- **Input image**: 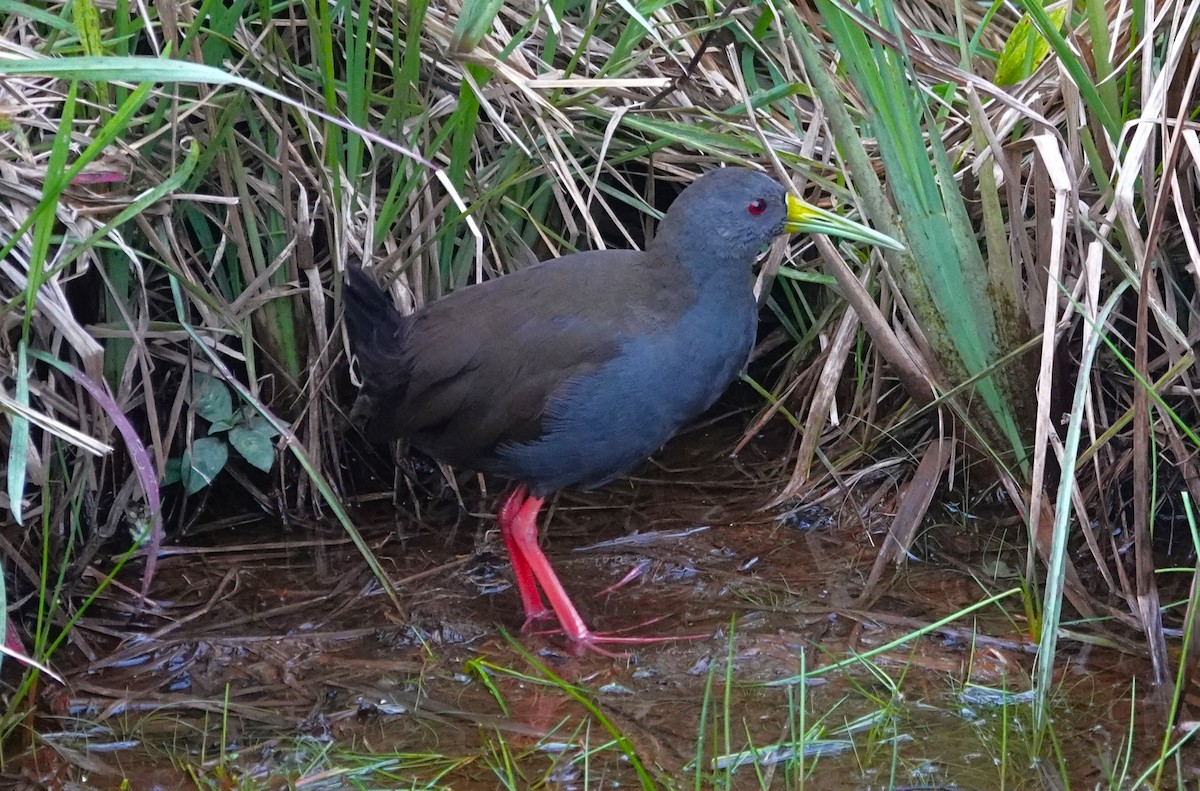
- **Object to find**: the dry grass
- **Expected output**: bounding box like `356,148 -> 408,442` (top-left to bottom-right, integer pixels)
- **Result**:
0,0 -> 1197,746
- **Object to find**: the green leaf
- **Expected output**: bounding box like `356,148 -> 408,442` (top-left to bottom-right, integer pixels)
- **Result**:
229,426 -> 276,473
162,457 -> 182,486
74,0 -> 105,57
246,412 -> 283,439
7,341 -> 29,525
1016,0 -> 1119,139
0,0 -> 75,33
190,373 -> 233,424
0,55 -> 243,85
213,406 -> 285,437
995,6 -> 1067,86
449,0 -> 504,52
180,437 -> 228,494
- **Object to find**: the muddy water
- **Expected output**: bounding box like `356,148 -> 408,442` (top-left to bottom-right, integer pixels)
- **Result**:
15,426 -> 1199,789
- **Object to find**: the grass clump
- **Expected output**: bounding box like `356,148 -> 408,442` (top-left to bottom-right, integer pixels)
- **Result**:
0,0 -> 1198,785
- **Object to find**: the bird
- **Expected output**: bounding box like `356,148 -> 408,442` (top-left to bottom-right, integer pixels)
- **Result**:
344,167 -> 902,653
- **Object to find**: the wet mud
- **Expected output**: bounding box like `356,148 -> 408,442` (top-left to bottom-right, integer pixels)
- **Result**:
9,424 -> 1197,789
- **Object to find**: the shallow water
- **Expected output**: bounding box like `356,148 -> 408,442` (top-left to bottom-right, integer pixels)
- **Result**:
9,425 -> 1198,789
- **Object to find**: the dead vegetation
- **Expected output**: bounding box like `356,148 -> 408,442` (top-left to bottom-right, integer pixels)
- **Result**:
0,0 -> 1198,778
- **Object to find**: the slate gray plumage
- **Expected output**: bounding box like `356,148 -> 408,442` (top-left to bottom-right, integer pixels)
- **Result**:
344,167 -> 900,652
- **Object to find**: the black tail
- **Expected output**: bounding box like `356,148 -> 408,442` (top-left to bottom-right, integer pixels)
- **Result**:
344,266 -> 407,428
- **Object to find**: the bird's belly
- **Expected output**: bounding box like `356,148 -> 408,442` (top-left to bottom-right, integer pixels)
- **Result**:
494,302 -> 757,495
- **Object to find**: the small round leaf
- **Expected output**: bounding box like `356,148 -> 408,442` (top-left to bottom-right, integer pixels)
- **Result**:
180,437 -> 228,494
229,426 -> 275,473
247,413 -> 284,439
162,457 -> 182,486
190,373 -> 234,424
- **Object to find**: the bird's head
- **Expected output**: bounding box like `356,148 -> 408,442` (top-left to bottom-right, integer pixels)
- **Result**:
657,167 -> 903,265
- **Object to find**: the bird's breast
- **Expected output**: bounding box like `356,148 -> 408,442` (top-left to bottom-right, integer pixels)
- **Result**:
492,288 -> 758,493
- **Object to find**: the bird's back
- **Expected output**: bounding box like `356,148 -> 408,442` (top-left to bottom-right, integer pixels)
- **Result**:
346,253 -> 703,479
347,222 -> 760,494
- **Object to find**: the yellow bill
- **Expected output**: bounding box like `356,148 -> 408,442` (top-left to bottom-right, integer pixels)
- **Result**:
786,194 -> 904,251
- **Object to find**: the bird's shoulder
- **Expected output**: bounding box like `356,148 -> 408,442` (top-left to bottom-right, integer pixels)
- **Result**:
409,248 -> 690,357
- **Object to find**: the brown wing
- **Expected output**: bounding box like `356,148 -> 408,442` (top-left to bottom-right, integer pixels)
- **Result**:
348,250 -> 689,471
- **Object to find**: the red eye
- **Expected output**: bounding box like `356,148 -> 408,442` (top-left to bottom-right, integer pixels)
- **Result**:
748,198 -> 767,216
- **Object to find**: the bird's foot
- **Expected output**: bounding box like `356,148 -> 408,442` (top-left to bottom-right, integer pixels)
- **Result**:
568,630 -> 708,659
529,617 -> 708,658
519,608 -> 555,633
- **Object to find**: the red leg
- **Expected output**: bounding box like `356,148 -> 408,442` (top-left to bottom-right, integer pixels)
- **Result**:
508,494 -> 594,642
498,486 -> 550,626
507,495 -> 699,655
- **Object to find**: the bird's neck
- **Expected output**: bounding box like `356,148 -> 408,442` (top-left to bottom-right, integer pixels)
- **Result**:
648,233 -> 757,298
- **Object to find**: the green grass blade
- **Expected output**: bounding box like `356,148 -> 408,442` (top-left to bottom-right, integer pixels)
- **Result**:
6,342 -> 29,526
1034,281 -> 1128,735
0,55 -> 436,167
813,0 -> 1031,471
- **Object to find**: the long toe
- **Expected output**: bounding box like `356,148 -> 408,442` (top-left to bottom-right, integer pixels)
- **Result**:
519,609 -> 555,633
526,618 -> 710,658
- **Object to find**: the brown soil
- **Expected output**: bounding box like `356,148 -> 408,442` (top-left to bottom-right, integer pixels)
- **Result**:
7,423 -> 1193,789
